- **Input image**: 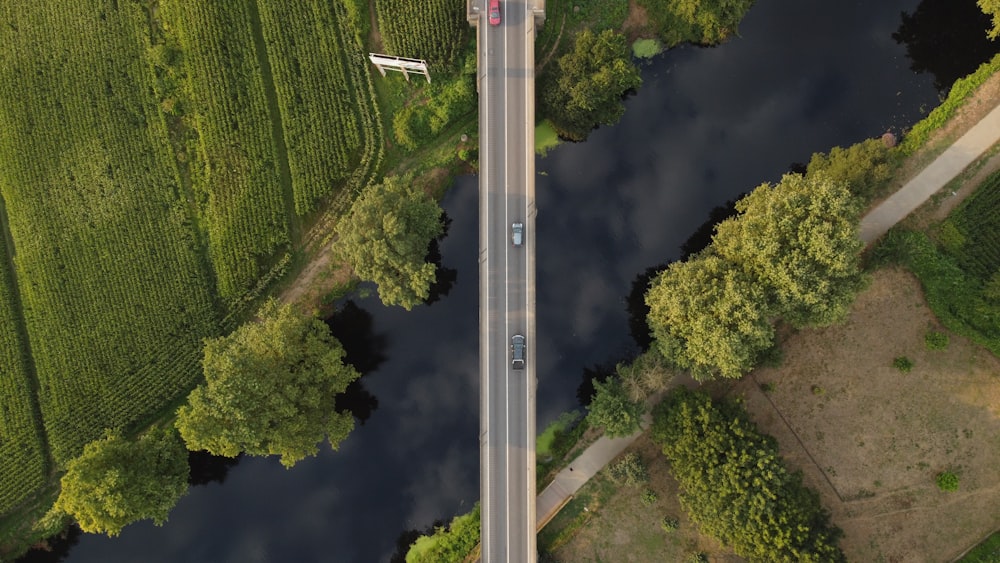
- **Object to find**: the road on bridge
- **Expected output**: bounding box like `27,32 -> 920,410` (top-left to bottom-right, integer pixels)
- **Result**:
473,0 -> 543,561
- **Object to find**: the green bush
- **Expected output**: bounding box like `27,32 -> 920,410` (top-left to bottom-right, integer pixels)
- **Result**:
661,516 -> 680,533
406,504 -> 481,563
607,453 -> 648,487
936,471 -> 959,492
893,356 -> 914,373
925,330 -> 950,350
652,388 -> 846,562
640,489 -> 658,507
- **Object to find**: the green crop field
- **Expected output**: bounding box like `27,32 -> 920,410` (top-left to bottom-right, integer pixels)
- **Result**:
0,0 -> 390,539
0,1 -> 220,465
0,209 -> 47,515
159,0 -> 291,304
375,0 -> 470,71
258,0 -> 362,215
949,170 -> 1000,280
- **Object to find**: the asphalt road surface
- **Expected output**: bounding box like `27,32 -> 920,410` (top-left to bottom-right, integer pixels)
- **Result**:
475,0 -> 540,561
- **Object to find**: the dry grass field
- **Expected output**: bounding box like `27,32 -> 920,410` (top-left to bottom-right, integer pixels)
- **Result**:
733,267 -> 1000,562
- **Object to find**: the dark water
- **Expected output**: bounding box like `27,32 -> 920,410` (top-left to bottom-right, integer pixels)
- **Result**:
31,0 -> 998,561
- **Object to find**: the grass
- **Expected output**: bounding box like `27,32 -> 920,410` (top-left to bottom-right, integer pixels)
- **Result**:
537,417 -> 594,490
961,532 -> 1000,563
538,475 -> 617,554
900,52 -> 1000,156
535,120 -> 562,156
632,38 -> 663,59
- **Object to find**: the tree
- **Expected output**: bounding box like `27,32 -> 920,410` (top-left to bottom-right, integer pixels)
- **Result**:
646,253 -> 774,380
176,300 -> 359,468
541,29 -> 642,141
712,173 -> 866,328
982,0 -> 1000,39
617,349 -> 673,402
335,175 -> 444,310
53,430 -> 189,536
652,389 -> 845,562
586,377 -> 645,437
638,0 -> 755,46
805,138 -> 893,200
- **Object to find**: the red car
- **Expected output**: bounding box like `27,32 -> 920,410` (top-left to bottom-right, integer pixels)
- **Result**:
489,0 -> 501,26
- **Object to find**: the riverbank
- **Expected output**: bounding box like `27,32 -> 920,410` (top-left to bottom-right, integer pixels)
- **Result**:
543,56 -> 1000,563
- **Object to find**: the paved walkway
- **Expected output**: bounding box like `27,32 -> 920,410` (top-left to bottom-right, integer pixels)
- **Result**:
535,102 -> 1000,532
535,413 -> 652,529
859,103 -> 1000,244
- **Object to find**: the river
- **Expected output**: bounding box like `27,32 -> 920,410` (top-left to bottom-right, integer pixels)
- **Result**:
27,0 -> 997,561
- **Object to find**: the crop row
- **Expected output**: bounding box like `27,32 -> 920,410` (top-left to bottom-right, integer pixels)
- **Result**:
159,0 -> 290,303
953,171 -> 1000,280
332,0 -> 386,196
257,0 -> 364,215
375,0 -> 469,71
293,0 -> 388,252
0,221 -> 47,515
0,1 -> 220,464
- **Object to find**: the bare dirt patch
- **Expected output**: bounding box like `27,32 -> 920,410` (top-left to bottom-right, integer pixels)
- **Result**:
733,267 -> 1000,562
621,0 -> 654,43
277,244 -> 353,316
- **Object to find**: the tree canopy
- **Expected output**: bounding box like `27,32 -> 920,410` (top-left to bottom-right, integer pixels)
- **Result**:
982,0 -> 1000,39
585,377 -> 646,437
53,430 -> 189,537
805,138 -> 893,200
637,0 -> 756,46
712,173 -> 866,328
646,173 -> 866,380
176,300 -> 359,468
335,174 -> 443,310
541,29 -> 642,141
646,253 -> 774,380
652,388 -> 845,562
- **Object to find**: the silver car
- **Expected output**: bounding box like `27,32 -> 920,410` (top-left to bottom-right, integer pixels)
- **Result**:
511,222 -> 524,246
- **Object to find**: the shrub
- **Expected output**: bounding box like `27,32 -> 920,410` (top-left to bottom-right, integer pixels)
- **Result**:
925,330 -> 950,350
640,489 -> 658,506
893,356 -> 914,373
607,453 -> 648,487
661,516 -> 680,533
652,388 -> 846,561
936,471 -> 959,492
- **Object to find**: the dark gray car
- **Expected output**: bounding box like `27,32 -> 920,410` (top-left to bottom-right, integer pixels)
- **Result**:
511,334 -> 525,369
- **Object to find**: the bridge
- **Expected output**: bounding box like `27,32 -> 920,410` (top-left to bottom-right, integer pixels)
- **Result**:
468,0 -> 545,561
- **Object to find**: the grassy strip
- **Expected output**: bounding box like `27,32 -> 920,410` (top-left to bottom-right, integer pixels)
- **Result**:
900,52 -> 1000,155
961,531 -> 1000,563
